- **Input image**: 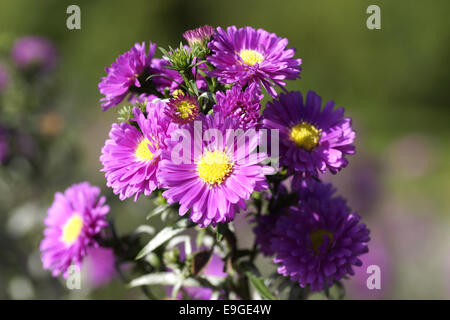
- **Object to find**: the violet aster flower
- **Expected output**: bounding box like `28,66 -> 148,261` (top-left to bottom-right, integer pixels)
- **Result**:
252,185 -> 290,257
40,182 -> 110,278
100,101 -> 176,201
83,247 -> 116,288
11,36 -> 57,71
98,41 -> 181,111
214,84 -> 263,130
165,93 -> 200,124
263,91 -> 355,181
183,25 -> 215,46
253,214 -> 279,257
207,26 -> 301,97
271,181 -> 370,292
0,63 -> 9,93
159,112 -> 272,227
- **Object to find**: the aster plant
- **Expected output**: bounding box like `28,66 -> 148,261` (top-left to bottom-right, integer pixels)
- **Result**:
41,25 -> 370,300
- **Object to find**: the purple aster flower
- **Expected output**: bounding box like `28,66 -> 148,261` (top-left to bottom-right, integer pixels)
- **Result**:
165,94 -> 200,124
11,36 -> 57,71
253,214 -> 279,257
183,25 -> 215,46
252,184 -> 290,257
214,84 -> 263,130
207,26 -> 301,97
0,63 -> 10,93
40,182 -> 109,278
271,181 -> 370,292
263,91 -> 356,181
346,226 -> 392,299
100,101 -> 176,201
98,42 -> 181,111
159,112 -> 272,227
83,247 -> 116,288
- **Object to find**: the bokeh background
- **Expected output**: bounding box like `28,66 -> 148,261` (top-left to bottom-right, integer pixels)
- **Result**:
0,0 -> 449,299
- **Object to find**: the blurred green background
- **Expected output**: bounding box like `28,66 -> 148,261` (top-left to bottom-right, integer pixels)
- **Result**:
0,0 -> 449,299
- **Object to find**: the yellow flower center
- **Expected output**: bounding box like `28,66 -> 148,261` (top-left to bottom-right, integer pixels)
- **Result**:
172,89 -> 184,98
135,138 -> 156,161
290,122 -> 321,151
239,49 -> 264,66
197,150 -> 234,186
62,214 -> 83,245
175,100 -> 197,119
309,229 -> 333,255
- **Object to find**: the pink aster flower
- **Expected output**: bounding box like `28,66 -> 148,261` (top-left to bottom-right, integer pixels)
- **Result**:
83,247 -> 117,288
11,36 -> 57,71
207,26 -> 301,97
40,182 -> 109,278
165,94 -> 200,124
159,113 -> 272,227
100,101 -> 176,201
98,41 -> 181,111
183,25 -> 215,46
214,84 -> 263,130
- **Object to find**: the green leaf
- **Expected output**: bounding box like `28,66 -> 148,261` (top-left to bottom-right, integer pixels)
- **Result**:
246,272 -> 277,300
129,272 -> 179,287
146,204 -> 170,220
135,219 -> 190,260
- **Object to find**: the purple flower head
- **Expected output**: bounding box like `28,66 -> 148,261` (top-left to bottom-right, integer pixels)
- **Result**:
346,227 -> 391,299
11,36 -> 57,71
252,184 -> 290,257
98,42 -> 181,111
253,214 -> 279,257
263,91 -> 355,181
83,247 -> 116,288
40,182 -> 110,278
271,181 -> 370,292
214,84 -> 263,130
183,25 -> 215,46
100,101 -> 176,201
207,26 -> 301,97
160,112 -> 273,227
0,63 -> 10,93
166,93 -> 200,124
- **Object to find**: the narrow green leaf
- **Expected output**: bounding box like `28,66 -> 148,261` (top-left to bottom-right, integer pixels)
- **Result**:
246,272 -> 277,300
136,222 -> 187,260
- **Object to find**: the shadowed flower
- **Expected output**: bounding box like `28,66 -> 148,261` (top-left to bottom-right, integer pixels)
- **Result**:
83,247 -> 116,288
40,182 -> 109,278
166,94 -> 200,124
98,42 -> 180,111
207,26 -> 301,97
100,101 -> 176,201
271,181 -> 370,291
263,91 -> 355,182
159,113 -> 272,227
11,36 -> 57,71
214,84 -> 263,130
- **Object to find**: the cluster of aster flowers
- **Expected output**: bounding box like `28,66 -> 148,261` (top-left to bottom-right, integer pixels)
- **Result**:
40,25 -> 370,299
